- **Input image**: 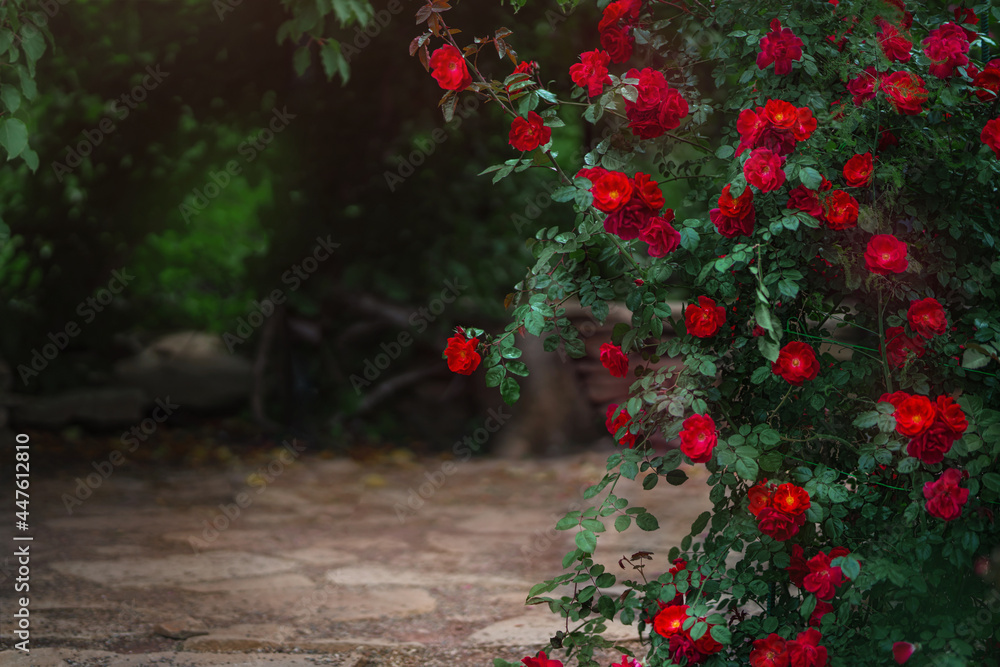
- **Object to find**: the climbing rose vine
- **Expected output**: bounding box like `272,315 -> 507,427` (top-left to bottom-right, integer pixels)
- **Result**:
417,0 -> 1000,665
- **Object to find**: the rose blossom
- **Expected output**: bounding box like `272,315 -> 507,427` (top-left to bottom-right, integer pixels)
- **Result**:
429,45 -> 472,91
744,148 -> 786,192
876,22 -> 912,62
757,19 -> 803,75
653,604 -> 689,637
758,506 -> 807,541
822,190 -> 859,230
894,394 -> 936,437
786,544 -> 810,587
893,641 -> 916,664
772,482 -> 811,515
907,421 -> 957,464
604,198 -> 652,240
772,341 -> 820,385
982,118 -> 1000,159
521,651 -> 563,667
508,111 -> 551,152
591,171 -> 634,213
922,22 -> 970,79
749,633 -> 788,667
803,552 -> 844,600
605,404 -> 637,447
443,333 -> 480,374
885,326 -> 925,368
879,390 -> 910,408
600,25 -> 634,63
935,396 -> 968,435
810,600 -> 834,627
623,67 -> 689,139
787,185 -> 824,220
748,481 -> 773,517
632,172 -> 665,211
881,71 -> 928,115
680,413 -> 718,464
786,628 -> 829,667
864,234 -> 908,274
846,66 -> 883,106
710,184 -> 756,238
972,60 -> 1000,102
907,298 -> 947,338
922,468 -> 969,520
842,152 -> 873,187
685,296 -> 727,338
640,212 -> 682,257
569,50 -> 612,97
600,342 -> 629,378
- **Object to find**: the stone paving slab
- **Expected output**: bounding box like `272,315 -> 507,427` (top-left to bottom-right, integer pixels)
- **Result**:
0,451 -> 711,666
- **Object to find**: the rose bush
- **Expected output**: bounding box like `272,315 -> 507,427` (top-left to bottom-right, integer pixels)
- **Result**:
413,0 -> 1000,665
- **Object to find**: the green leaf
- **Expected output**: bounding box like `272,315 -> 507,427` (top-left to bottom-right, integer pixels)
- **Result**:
800,167 -> 822,190
0,118 -> 28,160
320,41 -> 350,85
500,376 -> 520,405
642,472 -> 658,490
982,472 -> 1000,493
293,44 -> 312,77
735,457 -> 759,482
575,529 -> 598,553
710,624 -> 732,644
484,366 -> 504,387
614,515 -> 631,532
715,145 -> 735,160
636,512 -> 659,531
897,457 -> 919,474
555,516 -> 579,530
691,510 -> 710,534
19,25 -> 46,74
679,227 -> 699,251
1,84 -> 20,114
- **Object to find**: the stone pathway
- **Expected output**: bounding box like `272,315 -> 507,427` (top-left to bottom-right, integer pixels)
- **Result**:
0,450 -> 711,666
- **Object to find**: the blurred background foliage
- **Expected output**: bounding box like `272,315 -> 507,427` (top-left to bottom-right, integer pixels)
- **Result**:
0,0 -> 654,447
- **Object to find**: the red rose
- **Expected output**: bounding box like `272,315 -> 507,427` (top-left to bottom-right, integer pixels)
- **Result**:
786,544 -> 809,587
748,481 -> 773,517
569,50 -> 612,97
787,185 -> 823,220
669,633 -> 703,665
876,23 -> 912,62
772,482 -> 811,515
605,404 -> 637,448
907,421 -> 956,464
972,60 -> 1000,101
604,198 -> 652,240
894,394 -> 936,437
757,19 -> 804,75
922,22 -> 970,79
884,326 -> 925,368
640,212 -> 681,257
429,45 -> 472,91
878,390 -> 910,408
653,604 -> 689,637
736,107 -> 765,156
591,171 -> 634,213
764,99 -> 799,130
443,334 -> 481,374
744,148 -> 786,192
598,0 -> 640,32
695,628 -> 724,655
600,25 -> 634,64
600,342 -> 629,378
793,106 -> 818,142
922,468 -> 969,520
846,67 -> 882,106
576,165 -> 608,184
893,641 -> 917,664
803,552 -> 844,600
623,68 -> 689,139
772,341 -> 820,385
878,126 -> 899,151
680,413 -> 718,464
822,190 -> 859,230
711,184 -> 756,238
935,396 -> 968,435
907,298 -> 947,338
521,651 -> 563,667
982,118 -> 1000,159
881,71 -> 928,115
786,628 -> 829,667
509,111 -> 551,152
809,600 -> 834,627
750,633 -> 789,667
758,506 -> 807,541
865,234 -> 908,274
512,60 -> 536,76
632,172 -> 665,211
842,152 -> 873,187
685,296 -> 727,338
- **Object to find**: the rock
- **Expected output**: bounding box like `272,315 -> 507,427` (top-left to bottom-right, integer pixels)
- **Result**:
182,623 -> 290,652
48,551 -> 300,587
113,331 -> 252,410
153,616 -> 210,639
12,386 -> 146,427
